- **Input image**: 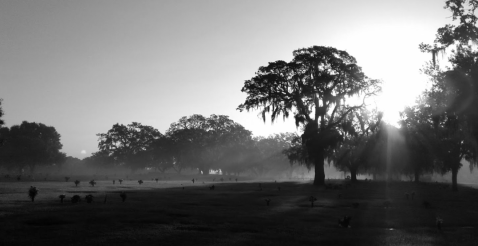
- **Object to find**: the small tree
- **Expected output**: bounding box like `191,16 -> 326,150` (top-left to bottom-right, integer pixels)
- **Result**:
71,195 -> 81,203
59,194 -> 66,203
138,180 -> 143,185
89,180 -> 96,187
120,192 -> 126,202
119,179 -> 123,184
65,177 -> 70,182
85,194 -> 93,203
333,109 -> 383,181
74,180 -> 80,187
399,102 -> 436,182
309,196 -> 317,207
28,186 -> 38,202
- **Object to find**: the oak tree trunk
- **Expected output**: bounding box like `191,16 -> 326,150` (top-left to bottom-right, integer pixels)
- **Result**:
313,151 -> 325,186
414,169 -> 420,183
350,168 -> 357,182
451,167 -> 458,192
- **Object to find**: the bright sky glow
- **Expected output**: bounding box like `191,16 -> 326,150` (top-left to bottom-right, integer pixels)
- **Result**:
0,0 -> 450,158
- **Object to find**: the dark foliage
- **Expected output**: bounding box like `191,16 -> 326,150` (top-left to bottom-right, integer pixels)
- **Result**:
240,46 -> 381,185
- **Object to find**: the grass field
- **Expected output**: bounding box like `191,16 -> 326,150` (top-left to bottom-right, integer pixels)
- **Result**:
1,177 -> 478,246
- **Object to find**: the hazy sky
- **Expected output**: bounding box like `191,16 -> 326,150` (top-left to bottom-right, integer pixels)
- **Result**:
0,0 -> 450,158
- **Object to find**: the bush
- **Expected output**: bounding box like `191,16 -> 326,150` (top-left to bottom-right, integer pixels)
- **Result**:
85,194 -> 94,203
71,195 -> 81,204
28,186 -> 38,202
120,192 -> 126,202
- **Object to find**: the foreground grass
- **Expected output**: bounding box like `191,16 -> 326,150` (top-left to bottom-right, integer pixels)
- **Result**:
1,179 -> 478,246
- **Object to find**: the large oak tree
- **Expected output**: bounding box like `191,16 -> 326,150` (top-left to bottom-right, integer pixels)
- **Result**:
238,46 -> 381,185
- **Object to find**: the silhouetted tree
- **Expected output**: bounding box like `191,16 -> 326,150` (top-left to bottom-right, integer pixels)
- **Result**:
425,71 -> 476,191
85,194 -> 93,203
239,46 -> 381,185
399,100 -> 437,182
28,186 -> 38,202
418,0 -> 478,191
120,192 -> 126,202
97,122 -> 162,171
148,135 -> 175,173
420,0 -> 478,66
166,114 -> 253,175
333,109 -> 383,181
309,196 -> 317,207
0,121 -> 66,173
71,195 -> 81,203
166,114 -> 210,173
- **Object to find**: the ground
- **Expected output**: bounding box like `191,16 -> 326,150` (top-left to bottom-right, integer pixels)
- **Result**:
1,176 -> 478,246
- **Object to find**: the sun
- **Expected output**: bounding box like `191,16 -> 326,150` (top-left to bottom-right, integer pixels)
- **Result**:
372,74 -> 429,127
374,93 -> 404,126
80,150 -> 87,155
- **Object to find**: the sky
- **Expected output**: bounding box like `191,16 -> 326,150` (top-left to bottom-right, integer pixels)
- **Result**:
0,0 -> 451,159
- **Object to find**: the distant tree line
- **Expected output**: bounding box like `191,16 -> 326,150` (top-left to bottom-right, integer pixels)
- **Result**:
84,114 -> 296,176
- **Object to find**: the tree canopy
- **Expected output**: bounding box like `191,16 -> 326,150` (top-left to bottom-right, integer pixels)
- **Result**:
399,100 -> 437,182
166,114 -> 253,174
332,109 -> 383,181
97,122 -> 162,170
0,121 -> 66,172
